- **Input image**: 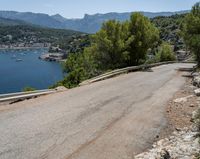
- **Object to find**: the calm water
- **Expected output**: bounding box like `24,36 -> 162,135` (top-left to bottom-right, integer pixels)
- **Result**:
0,48 -> 64,94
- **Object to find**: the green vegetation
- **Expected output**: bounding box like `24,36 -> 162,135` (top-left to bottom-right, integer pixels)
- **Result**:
182,2 -> 200,66
52,12 -> 195,89
182,3 -> 200,158
50,34 -> 90,54
53,13 -> 163,88
22,87 -> 36,92
156,43 -> 176,62
127,13 -> 159,66
0,25 -> 86,48
151,14 -> 186,51
90,20 -> 128,70
0,24 -> 90,55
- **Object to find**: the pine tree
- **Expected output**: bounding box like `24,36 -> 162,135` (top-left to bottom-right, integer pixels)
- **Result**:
182,2 -> 200,66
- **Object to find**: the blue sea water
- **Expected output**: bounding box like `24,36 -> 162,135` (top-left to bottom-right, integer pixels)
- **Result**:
0,48 -> 64,94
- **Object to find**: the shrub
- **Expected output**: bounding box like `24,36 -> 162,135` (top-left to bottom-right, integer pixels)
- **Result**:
156,43 -> 176,62
23,87 -> 36,92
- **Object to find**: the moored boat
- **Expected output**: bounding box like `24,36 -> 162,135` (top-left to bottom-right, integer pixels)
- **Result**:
16,59 -> 23,62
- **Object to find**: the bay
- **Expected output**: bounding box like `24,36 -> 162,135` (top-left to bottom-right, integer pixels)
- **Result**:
0,48 -> 64,94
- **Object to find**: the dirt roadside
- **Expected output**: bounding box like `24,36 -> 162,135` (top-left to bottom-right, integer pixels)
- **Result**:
159,77 -> 198,139
135,76 -> 199,158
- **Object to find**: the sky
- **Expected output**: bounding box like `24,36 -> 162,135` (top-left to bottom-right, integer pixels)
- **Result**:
0,0 -> 199,18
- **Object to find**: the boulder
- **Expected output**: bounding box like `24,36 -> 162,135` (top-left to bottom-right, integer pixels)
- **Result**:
193,76 -> 200,87
173,95 -> 193,103
194,89 -> 200,96
135,128 -> 199,159
55,86 -> 68,91
192,72 -> 200,77
160,149 -> 170,159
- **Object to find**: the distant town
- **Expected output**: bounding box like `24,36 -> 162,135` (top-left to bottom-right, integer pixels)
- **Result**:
0,24 -> 90,61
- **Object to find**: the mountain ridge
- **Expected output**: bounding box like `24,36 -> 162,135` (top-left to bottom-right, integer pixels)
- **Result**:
0,10 -> 190,33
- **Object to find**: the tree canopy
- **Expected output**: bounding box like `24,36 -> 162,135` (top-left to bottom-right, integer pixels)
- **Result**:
125,13 -> 159,65
157,43 -> 176,62
90,20 -> 128,70
182,2 -> 200,65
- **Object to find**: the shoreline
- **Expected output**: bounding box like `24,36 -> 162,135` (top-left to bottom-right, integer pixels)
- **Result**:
0,47 -> 49,51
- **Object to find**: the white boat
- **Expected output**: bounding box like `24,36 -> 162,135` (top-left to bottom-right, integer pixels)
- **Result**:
11,55 -> 17,59
16,59 -> 23,62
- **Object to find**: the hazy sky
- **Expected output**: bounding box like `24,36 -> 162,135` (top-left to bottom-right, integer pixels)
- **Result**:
0,0 -> 199,18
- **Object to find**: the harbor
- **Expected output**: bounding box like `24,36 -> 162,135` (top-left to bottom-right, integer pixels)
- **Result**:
0,48 -> 64,94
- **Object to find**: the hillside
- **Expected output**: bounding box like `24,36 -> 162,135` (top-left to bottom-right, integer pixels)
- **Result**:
0,11 -> 65,29
0,10 -> 190,33
0,17 -> 29,26
151,14 -> 187,50
0,25 -> 88,51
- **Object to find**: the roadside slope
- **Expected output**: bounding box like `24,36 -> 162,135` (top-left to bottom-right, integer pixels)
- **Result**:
0,63 -> 194,159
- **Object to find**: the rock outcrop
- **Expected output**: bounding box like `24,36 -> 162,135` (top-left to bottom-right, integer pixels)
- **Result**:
135,128 -> 199,159
193,76 -> 200,88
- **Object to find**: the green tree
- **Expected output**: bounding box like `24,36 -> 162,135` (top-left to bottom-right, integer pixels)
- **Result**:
91,20 -> 128,70
125,13 -> 159,65
182,2 -> 200,66
62,53 -> 88,88
61,47 -> 98,88
156,43 -> 176,62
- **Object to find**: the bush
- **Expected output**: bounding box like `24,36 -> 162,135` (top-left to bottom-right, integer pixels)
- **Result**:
23,87 -> 36,92
156,43 -> 176,62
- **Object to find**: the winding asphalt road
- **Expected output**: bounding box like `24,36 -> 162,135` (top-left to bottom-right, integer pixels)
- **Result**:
0,63 -> 194,159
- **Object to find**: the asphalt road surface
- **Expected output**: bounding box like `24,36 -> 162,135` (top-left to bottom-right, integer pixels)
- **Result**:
0,63 -> 194,159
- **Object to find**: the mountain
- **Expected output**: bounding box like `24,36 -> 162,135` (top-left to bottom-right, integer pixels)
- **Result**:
65,11 -> 190,33
0,17 -> 29,26
51,14 -> 68,23
0,11 -> 65,29
0,10 -> 190,33
54,11 -> 190,33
